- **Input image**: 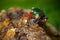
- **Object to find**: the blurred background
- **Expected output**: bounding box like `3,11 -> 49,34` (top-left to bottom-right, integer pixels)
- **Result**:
0,0 -> 60,31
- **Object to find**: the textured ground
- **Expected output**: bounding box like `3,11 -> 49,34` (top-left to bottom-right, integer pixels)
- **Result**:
0,7 -> 52,40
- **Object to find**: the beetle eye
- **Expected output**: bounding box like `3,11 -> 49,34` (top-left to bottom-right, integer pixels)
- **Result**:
44,19 -> 47,22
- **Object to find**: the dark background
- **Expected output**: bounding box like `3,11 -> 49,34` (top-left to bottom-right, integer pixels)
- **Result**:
0,0 -> 60,31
